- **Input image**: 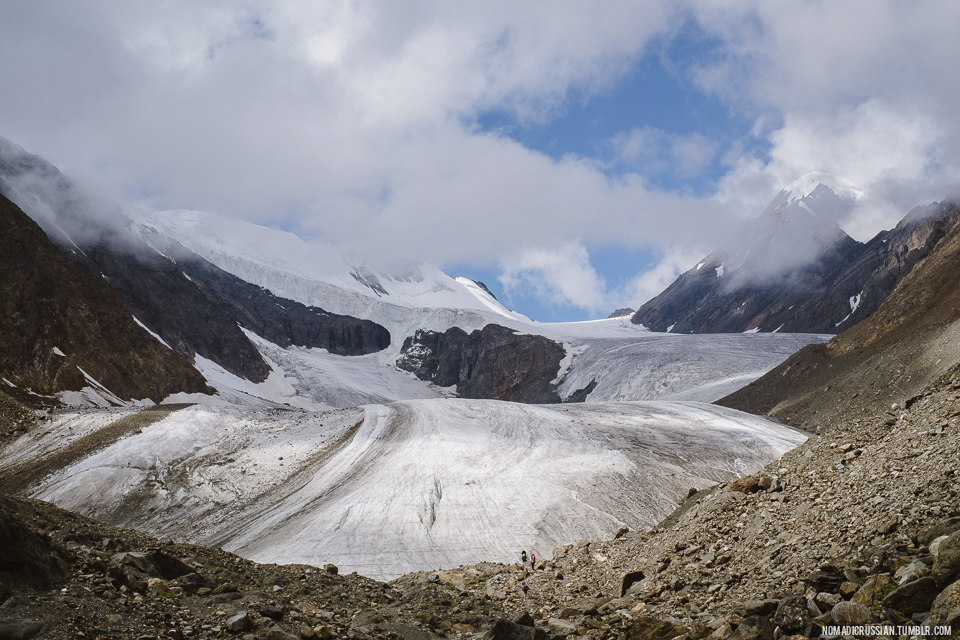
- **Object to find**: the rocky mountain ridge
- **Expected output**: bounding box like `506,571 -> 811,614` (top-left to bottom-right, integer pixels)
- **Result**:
0,191 -> 211,404
632,182 -> 958,335
0,136 -> 390,389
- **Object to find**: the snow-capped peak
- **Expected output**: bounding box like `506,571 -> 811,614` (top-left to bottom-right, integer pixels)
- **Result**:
780,172 -> 863,204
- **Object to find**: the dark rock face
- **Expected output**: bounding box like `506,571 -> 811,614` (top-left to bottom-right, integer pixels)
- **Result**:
0,510 -> 68,590
397,324 -> 565,404
0,192 -> 211,401
607,308 -> 634,319
632,195 -> 957,334
83,238 -> 390,382
0,136 -> 389,385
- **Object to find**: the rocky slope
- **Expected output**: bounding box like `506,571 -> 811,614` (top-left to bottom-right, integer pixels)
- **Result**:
0,192 -> 211,403
632,181 -> 958,335
0,136 -> 390,385
717,205 -> 960,432
397,324 -> 566,403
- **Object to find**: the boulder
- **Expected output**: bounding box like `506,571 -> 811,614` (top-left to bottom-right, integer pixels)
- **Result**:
850,574 -> 893,606
918,517 -> 960,546
804,565 -> 843,593
773,595 -> 810,633
731,477 -> 760,494
547,618 -> 577,637
0,618 -> 44,640
622,571 -> 646,597
225,611 -> 251,633
169,572 -> 213,594
744,600 -> 780,617
932,531 -> 960,587
882,576 -> 940,615
260,604 -> 285,621
830,601 -> 872,626
930,579 -> 960,626
623,616 -> 689,640
509,612 -> 535,628
838,581 -> 859,599
733,615 -> 774,640
111,550 -> 193,581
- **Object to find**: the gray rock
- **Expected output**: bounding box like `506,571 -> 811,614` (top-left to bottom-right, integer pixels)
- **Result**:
930,578 -> 960,626
226,611 -> 252,633
261,630 -> 299,640
932,531 -> 960,587
323,564 -> 338,575
814,592 -> 840,610
260,604 -> 285,621
547,618 -> 577,636
895,559 -> 929,585
735,615 -> 775,640
621,616 -> 690,640
830,601 -> 872,626
773,595 -> 811,633
918,517 -> 960,546
0,619 -> 44,640
745,599 -> 780,616
170,572 -> 214,594
883,576 -> 940,615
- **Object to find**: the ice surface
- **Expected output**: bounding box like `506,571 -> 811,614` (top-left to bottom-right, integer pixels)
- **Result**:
554,332 -> 824,403
30,400 -> 807,580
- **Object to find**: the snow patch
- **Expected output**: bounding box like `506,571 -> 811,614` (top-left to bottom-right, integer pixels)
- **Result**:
716,264 -> 725,278
2,378 -> 16,387
53,347 -> 66,357
743,327 -> 760,334
133,317 -> 172,350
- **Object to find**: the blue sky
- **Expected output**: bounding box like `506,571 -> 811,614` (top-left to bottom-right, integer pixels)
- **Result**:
455,25 -> 771,321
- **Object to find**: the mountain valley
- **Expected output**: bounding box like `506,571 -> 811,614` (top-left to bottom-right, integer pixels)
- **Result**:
2,139 -> 960,640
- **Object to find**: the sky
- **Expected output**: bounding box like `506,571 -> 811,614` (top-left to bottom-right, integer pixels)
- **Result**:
2,2 -> 960,322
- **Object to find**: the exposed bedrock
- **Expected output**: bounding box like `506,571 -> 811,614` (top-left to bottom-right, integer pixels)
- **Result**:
397,324 -> 565,404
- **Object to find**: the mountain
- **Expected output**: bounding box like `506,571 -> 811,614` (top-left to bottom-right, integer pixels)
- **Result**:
0,191 -> 211,404
632,173 -> 957,334
0,136 -> 391,392
718,194 -> 960,430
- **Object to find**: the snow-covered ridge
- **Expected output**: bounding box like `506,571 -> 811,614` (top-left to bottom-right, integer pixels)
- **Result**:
780,172 -> 864,204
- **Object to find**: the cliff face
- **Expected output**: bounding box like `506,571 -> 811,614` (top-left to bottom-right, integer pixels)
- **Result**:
633,198 -> 957,335
397,324 -> 565,404
0,193 -> 211,401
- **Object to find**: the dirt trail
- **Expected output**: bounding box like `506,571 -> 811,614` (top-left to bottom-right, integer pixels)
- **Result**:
0,403 -> 194,495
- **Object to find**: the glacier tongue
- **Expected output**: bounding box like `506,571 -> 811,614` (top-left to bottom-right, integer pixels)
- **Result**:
28,399 -> 807,580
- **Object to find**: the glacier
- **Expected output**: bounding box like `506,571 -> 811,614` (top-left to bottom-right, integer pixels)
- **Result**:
19,399 -> 808,580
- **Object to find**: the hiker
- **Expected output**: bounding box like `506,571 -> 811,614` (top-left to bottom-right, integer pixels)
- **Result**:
520,550 -> 527,566
530,553 -> 536,570
521,581 -> 529,598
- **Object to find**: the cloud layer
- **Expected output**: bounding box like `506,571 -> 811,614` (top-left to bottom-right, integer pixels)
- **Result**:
2,2 -> 959,316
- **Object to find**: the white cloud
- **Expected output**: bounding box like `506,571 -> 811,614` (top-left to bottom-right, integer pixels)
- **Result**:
2,2 -> 960,317
624,246 -> 706,308
612,127 -> 719,178
499,242 -> 609,315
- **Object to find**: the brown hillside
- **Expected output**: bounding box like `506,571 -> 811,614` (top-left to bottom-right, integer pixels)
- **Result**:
0,192 -> 212,403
